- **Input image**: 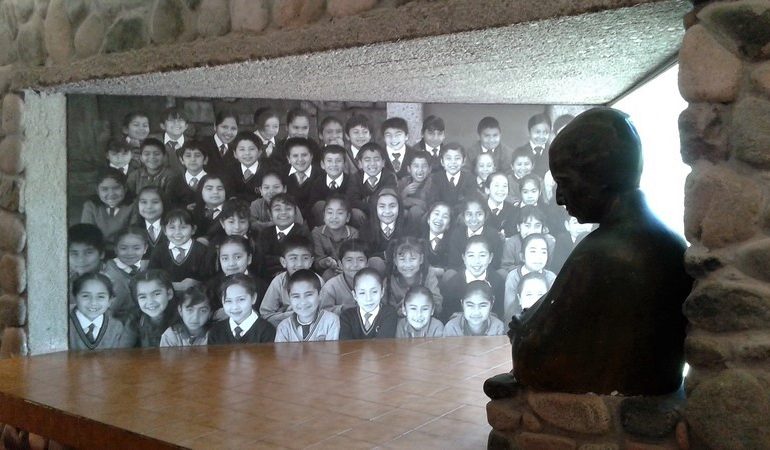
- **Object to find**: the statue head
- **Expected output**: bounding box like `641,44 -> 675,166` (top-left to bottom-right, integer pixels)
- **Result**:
549,108 -> 642,223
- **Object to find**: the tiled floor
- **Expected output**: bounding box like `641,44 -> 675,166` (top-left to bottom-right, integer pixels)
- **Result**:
0,336 -> 512,449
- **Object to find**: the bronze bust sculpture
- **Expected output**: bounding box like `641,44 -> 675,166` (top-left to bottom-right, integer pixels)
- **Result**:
499,108 -> 692,396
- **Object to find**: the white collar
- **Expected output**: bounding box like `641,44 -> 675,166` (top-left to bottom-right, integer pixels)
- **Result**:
426,144 -> 439,154
446,171 -> 460,182
387,146 -> 406,158
164,133 -> 184,146
465,270 -> 487,282
255,130 -> 275,145
241,161 -> 260,174
75,309 -> 104,331
276,223 -> 295,236
145,219 -> 161,229
359,305 -> 380,323
466,227 -> 484,237
289,165 -> 313,178
530,141 -> 545,152
326,173 -> 343,187
185,170 -> 206,184
488,198 -> 504,210
214,134 -> 226,149
481,145 -> 496,153
364,172 -> 382,185
350,145 -> 360,158
168,239 -> 192,252
109,163 -> 128,174
380,222 -> 395,232
429,231 -> 444,241
229,310 -> 258,336
114,258 -> 141,273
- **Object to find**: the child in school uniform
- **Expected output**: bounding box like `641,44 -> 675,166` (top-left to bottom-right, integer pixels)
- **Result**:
68,223 -> 105,281
311,195 -> 359,280
126,138 -> 174,196
259,236 -> 322,328
252,108 -> 281,165
385,237 -> 443,314
105,139 -> 139,178
343,114 -> 375,175
319,239 -> 368,315
346,142 -> 398,219
275,269 -> 340,343
428,143 -> 477,211
224,131 -> 267,204
205,235 -> 268,316
148,208 -> 210,292
165,141 -> 209,210
382,117 -> 414,179
396,286 -> 444,338
446,196 -> 503,272
155,107 -> 189,176
503,233 -> 557,324
473,152 -> 496,195
284,137 -> 322,221
506,147 -> 535,206
190,174 -> 228,241
308,145 -> 351,227
339,268 -> 398,340
485,172 -> 518,239
397,150 -> 434,226
160,285 -> 212,347
499,205 -> 557,276
81,168 -> 135,254
515,113 -> 552,178
130,269 -> 177,347
413,115 -> 445,173
504,271 -> 550,330
69,273 -> 137,350
201,110 -> 238,175
319,116 -> 345,147
466,117 -> 513,173
121,111 -> 150,158
360,188 -> 407,269
278,108 -> 321,164
205,198 -> 263,275
422,202 -> 452,279
258,193 -> 312,278
249,171 -> 305,233
101,227 -> 149,325
135,186 -> 167,258
443,280 -> 505,337
208,274 -> 276,345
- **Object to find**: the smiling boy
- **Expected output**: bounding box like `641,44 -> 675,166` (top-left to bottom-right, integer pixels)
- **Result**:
275,269 -> 339,342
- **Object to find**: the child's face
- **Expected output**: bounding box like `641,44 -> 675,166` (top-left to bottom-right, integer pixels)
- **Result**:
287,145 -> 312,172
376,194 -> 399,225
475,155 -> 495,180
216,117 -> 238,144
529,123 -> 551,147
141,145 -> 165,172
261,117 -> 280,140
321,153 -> 345,179
340,250 -> 367,277
219,242 -> 252,275
404,294 -> 433,330
201,179 -> 226,207
162,116 -> 187,139
178,299 -> 212,335
235,138 -> 261,167
407,157 -> 430,183
440,149 -> 464,175
346,125 -> 371,149
138,190 -> 163,221
396,249 -> 423,280
462,242 -> 492,277
107,149 -> 132,168
518,216 -> 544,239
69,243 -> 103,276
280,247 -> 313,275
488,175 -> 509,204
124,116 -> 150,141
519,278 -> 548,310
358,150 -> 385,177
428,205 -> 451,234
384,127 -> 407,149
181,149 -> 207,173
289,280 -> 321,324
288,116 -> 310,138
97,177 -> 125,208
75,279 -> 112,321
259,174 -> 285,201
135,279 -> 172,319
523,238 -> 548,272
353,274 -> 384,313
324,199 -> 350,230
521,180 -> 540,206
270,200 -> 296,229
480,127 -> 501,150
512,156 -> 534,179
423,128 -> 445,148
222,284 -> 256,324
221,213 -> 249,236
115,234 -> 147,267
463,202 -> 485,232
164,219 -> 195,246
462,294 -> 492,328
320,121 -> 344,146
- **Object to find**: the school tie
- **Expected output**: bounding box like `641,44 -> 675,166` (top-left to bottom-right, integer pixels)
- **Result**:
234,326 -> 243,339
392,153 -> 401,172
86,324 -> 96,344
329,180 -> 338,190
296,172 -> 307,185
205,208 -> 214,220
534,146 -> 544,156
219,144 -> 227,156
432,148 -> 439,159
188,336 -> 196,345
431,237 -> 440,251
189,176 -> 198,189
243,169 -> 254,181
127,266 -> 138,276
107,207 -> 114,217
492,207 -> 501,216
364,312 -> 372,329
166,140 -> 178,154
368,176 -> 377,189
450,176 -> 456,187
265,141 -> 274,157
383,225 -> 392,238
174,247 -> 185,263
277,231 -> 286,241
147,225 -> 157,242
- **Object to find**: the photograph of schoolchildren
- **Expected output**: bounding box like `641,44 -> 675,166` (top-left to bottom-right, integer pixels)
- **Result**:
66,93 -> 592,350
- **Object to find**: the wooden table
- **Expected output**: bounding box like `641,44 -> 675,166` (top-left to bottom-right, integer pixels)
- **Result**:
0,336 -> 510,449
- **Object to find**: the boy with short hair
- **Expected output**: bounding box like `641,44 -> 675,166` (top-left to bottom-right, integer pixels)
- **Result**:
275,269 -> 339,342
467,117 -> 513,173
165,141 -> 209,210
414,115 -> 446,172
319,239 -> 368,315
382,117 -> 414,179
428,143 -> 476,210
148,208 -> 210,292
515,113 -> 552,178
105,139 -> 139,177
157,107 -> 189,175
285,137 -> 322,220
343,114 -> 375,174
69,223 -> 106,280
499,205 -> 556,275
308,145 -> 351,227
258,194 -> 312,278
249,171 -> 305,232
506,147 -> 535,206
346,142 -> 398,215
397,150 -> 434,224
339,268 -> 398,339
208,274 -> 276,344
259,236 -> 322,327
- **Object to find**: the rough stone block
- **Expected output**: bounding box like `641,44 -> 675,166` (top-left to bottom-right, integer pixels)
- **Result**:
327,0 -> 378,18
731,95 -> 770,167
527,392 -> 611,434
74,12 -> 107,58
0,253 -> 25,294
484,372 -> 519,399
16,13 -> 45,66
101,13 -> 148,54
679,24 -> 741,103
0,173 -> 22,212
64,0 -> 86,26
624,441 -> 677,450
620,396 -> 682,439
687,369 -> 770,450
685,333 -> 728,368
732,330 -> 770,362
150,0 -> 185,44
0,9 -> 17,65
230,0 -> 269,34
683,244 -> 723,279
35,0 -> 50,20
752,61 -> 770,97
488,429 -> 515,450
0,295 -> 26,327
0,210 -> 24,253
736,237 -> 770,282
676,421 -> 689,450
1,94 -> 24,136
698,1 -> 770,60
272,0 -> 324,28
43,0 -> 73,65
0,135 -> 23,175
678,103 -> 729,164
521,412 -> 541,432
683,162 -> 761,248
578,444 -> 619,450
13,0 -> 35,24
0,327 -> 28,357
684,280 -> 770,332
486,399 -> 522,431
196,0 -> 229,37
516,432 -> 576,450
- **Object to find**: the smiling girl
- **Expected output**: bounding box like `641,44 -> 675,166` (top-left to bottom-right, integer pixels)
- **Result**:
81,168 -> 135,254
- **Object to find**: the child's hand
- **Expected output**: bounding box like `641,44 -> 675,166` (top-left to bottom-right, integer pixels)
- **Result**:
173,278 -> 199,291
403,182 -> 420,196
186,203 -> 195,211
